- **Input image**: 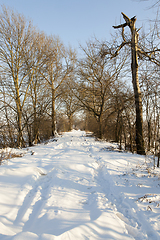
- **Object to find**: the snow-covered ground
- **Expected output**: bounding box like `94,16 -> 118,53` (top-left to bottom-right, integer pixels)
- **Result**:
0,130 -> 160,240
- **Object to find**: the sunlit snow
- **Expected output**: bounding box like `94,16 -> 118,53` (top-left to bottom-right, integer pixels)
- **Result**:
0,130 -> 160,239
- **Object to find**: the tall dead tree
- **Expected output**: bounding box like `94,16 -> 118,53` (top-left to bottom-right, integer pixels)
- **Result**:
104,13 -> 146,154
114,13 -> 145,154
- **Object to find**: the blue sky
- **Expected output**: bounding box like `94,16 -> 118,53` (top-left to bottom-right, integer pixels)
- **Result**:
0,0 -> 157,49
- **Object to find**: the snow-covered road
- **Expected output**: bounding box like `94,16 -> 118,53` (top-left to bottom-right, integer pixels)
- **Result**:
0,130 -> 160,239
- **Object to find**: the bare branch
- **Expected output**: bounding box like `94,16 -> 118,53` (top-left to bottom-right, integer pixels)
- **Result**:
138,48 -> 160,66
113,23 -> 127,29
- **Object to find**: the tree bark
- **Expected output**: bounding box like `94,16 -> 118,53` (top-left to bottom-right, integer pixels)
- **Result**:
130,18 -> 145,155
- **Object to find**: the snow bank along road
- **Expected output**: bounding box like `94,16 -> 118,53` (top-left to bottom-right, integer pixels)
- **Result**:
0,130 -> 160,239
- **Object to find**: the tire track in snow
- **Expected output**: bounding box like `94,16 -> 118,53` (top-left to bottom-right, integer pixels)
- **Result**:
14,167 -> 57,229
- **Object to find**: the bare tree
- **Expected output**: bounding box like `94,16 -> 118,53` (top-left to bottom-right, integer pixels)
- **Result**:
39,37 -> 76,137
24,31 -> 52,145
0,6 -> 37,147
75,40 -> 126,139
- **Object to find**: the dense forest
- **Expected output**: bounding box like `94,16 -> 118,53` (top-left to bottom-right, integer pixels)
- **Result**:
0,5 -> 159,159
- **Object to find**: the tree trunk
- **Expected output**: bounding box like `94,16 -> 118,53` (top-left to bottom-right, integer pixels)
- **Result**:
115,111 -> 120,142
97,116 -> 103,139
33,109 -> 40,144
157,151 -> 160,168
125,109 -> 134,153
147,120 -> 151,151
27,124 -> 33,147
131,20 -> 145,155
119,116 -> 123,150
15,80 -> 24,148
51,85 -> 56,137
16,104 -> 23,148
68,115 -> 73,131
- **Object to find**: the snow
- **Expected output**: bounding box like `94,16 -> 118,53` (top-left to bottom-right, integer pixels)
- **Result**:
0,130 -> 160,239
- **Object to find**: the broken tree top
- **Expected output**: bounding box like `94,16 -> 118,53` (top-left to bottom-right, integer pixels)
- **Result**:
113,12 -> 137,29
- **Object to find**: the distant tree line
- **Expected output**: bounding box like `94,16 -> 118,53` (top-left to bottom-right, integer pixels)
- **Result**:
0,6 -> 159,159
